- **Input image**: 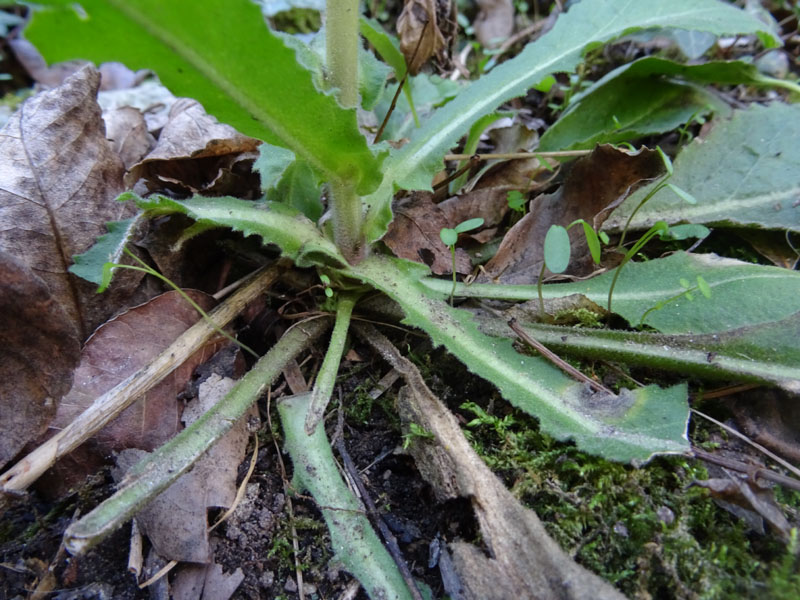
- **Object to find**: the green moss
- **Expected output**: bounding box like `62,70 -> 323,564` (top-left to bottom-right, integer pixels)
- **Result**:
459,401 -> 800,598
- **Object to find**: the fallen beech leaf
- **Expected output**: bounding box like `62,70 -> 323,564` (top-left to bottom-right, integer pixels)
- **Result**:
114,374 -> 255,564
383,192 -> 472,275
474,0 -> 514,49
125,98 -> 261,198
52,290 -> 220,455
482,145 -> 663,284
397,0 -> 456,75
0,65 -> 137,338
0,251 -> 80,469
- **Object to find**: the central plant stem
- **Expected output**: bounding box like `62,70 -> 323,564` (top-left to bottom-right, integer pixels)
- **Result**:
326,0 -> 364,263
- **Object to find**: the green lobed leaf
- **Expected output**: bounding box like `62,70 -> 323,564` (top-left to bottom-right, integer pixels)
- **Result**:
605,103 -> 800,232
348,255 -> 689,463
363,0 -> 779,241
538,57 -> 800,151
131,193 -> 345,268
26,0 -> 384,194
70,216 -> 140,286
475,315 -> 800,395
422,252 -> 800,335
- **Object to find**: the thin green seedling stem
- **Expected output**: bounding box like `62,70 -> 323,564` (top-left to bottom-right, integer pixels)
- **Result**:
449,246 -> 458,306
618,179 -> 669,248
639,285 -> 699,327
116,249 -> 259,358
305,291 -> 359,434
537,261 -> 547,320
607,224 -> 667,315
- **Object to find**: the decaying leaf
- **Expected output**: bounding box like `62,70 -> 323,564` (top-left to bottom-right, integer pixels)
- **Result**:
356,323 -> 625,600
0,251 -> 80,469
51,290 -> 221,455
397,0 -> 457,75
0,65 -> 138,338
691,474 -> 792,541
103,105 -> 156,169
113,374 -> 255,564
383,192 -> 472,275
172,560 -> 245,600
474,0 -> 514,49
125,98 -> 262,198
731,390 -> 800,464
482,145 -> 664,284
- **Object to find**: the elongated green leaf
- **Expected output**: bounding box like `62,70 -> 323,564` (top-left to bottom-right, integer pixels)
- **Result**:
539,57 -> 800,151
131,193 -> 345,268
605,103 -> 800,232
476,315 -> 800,394
27,0 -> 383,194
422,252 -> 800,335
362,0 -> 779,241
280,393 -> 414,600
348,255 -> 689,463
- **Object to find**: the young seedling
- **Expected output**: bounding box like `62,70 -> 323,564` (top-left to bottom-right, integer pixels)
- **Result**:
507,190 -> 527,217
638,275 -> 712,327
618,146 -> 698,248
440,217 -> 484,305
538,219 -> 606,319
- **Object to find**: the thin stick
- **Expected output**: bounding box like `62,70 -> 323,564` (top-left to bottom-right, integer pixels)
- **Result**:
508,318 -> 612,395
691,408 -> 800,480
374,19 -> 429,143
444,150 -> 591,161
0,263 -> 283,497
432,154 -> 481,193
691,448 -> 800,493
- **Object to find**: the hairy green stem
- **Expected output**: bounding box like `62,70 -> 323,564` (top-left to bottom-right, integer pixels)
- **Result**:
326,0 -> 360,108
63,318 -> 330,555
305,292 -> 359,434
329,179 -> 364,263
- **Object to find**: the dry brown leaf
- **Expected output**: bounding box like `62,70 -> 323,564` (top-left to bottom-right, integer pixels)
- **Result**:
355,323 -> 624,600
397,0 -> 457,75
692,475 -> 792,541
51,290 -> 221,455
482,145 -> 664,284
383,192 -> 472,275
114,374 -> 255,564
0,251 -> 80,469
439,156 -> 555,232
474,0 -> 515,49
731,390 -> 800,464
0,65 -> 139,338
172,560 -> 245,600
103,105 -> 156,169
125,98 -> 261,198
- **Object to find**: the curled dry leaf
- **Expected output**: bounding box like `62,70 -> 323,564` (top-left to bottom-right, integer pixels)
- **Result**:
397,0 -> 457,75
0,65 -> 140,339
125,98 -> 261,198
172,560 -> 245,600
51,290 -> 221,456
383,192 -> 472,275
0,251 -> 80,469
103,105 -> 156,169
474,0 -> 515,49
482,145 -> 664,284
